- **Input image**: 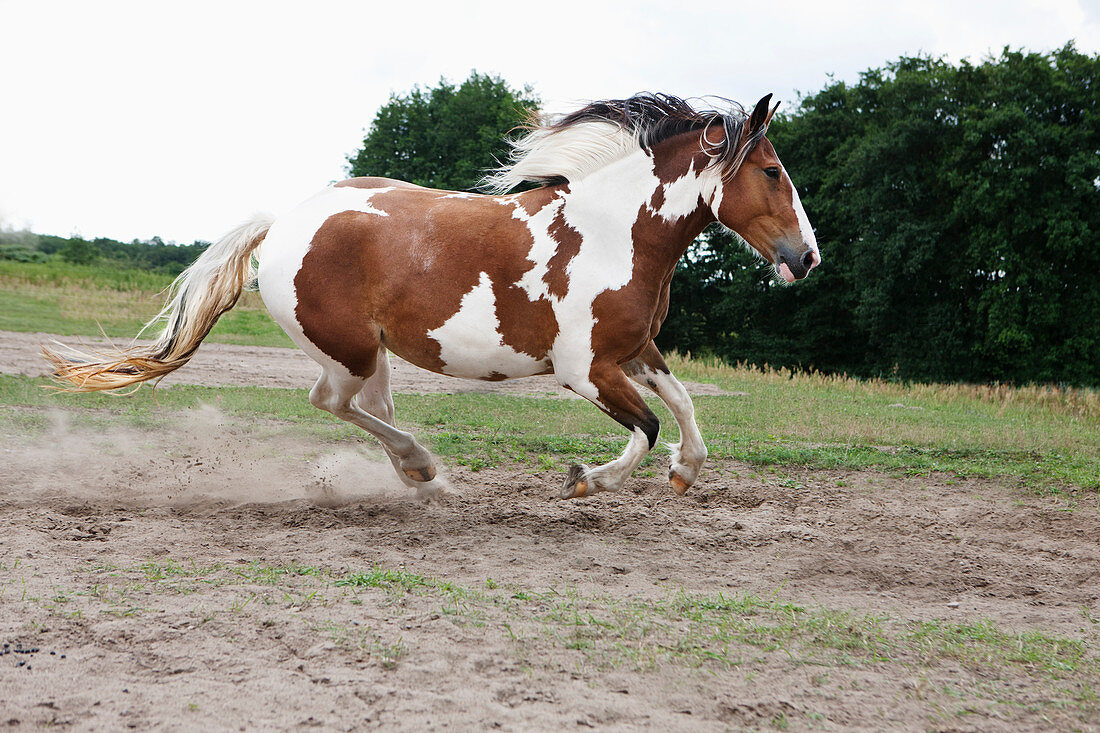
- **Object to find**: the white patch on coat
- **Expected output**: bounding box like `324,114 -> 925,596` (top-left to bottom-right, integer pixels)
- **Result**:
706,172 -> 724,218
653,161 -> 707,221
783,169 -> 819,258
257,185 -> 394,377
512,194 -> 566,301
427,272 -> 549,379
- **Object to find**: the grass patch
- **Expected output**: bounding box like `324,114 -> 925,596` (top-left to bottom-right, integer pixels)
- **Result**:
668,352 -> 1100,421
336,566 -> 435,595
328,566 -> 1100,720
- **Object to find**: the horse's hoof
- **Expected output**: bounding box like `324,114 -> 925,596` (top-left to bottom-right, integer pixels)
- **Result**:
404,466 -> 436,483
669,468 -> 691,495
560,464 -> 590,499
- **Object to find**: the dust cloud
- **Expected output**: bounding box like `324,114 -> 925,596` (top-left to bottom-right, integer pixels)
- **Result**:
2,404 -> 411,509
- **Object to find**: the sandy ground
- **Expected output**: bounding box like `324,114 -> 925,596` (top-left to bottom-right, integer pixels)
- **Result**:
1,331 -> 1098,731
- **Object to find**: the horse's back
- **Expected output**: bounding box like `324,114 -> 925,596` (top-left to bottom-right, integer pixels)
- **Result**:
334,176 -> 426,191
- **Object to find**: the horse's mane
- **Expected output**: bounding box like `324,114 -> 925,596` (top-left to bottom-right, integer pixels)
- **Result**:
481,93 -> 754,194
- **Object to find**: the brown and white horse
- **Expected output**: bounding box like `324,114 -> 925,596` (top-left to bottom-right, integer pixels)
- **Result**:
46,93 -> 820,500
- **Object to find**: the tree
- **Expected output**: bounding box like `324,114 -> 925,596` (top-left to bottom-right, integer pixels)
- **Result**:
347,71 -> 540,191
59,237 -> 98,265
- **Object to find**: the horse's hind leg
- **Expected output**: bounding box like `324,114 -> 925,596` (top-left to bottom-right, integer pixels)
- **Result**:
559,360 -> 660,499
624,341 -> 707,495
353,350 -> 448,498
309,363 -> 443,500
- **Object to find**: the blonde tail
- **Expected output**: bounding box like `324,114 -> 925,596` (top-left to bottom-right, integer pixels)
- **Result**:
43,214 -> 275,392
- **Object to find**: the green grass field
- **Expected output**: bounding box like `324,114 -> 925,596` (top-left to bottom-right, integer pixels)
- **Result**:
0,259 -> 293,347
1,258 -> 1097,494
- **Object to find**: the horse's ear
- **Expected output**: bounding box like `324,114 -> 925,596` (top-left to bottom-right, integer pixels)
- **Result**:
764,99 -> 780,126
745,93 -> 773,136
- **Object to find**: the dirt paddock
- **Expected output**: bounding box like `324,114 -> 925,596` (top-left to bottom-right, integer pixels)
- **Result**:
1,331 -> 1098,731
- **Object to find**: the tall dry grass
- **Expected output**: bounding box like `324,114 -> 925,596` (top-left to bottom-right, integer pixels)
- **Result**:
665,352 -> 1100,421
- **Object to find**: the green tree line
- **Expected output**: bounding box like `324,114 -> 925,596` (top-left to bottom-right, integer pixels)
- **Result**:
0,229 -> 209,274
659,45 -> 1099,387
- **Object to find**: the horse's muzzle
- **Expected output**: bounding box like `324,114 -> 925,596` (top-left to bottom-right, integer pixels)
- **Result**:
777,244 -> 819,283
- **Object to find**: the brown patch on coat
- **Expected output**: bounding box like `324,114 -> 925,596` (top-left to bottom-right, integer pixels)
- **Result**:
586,360 -> 661,448
649,137 -> 722,224
590,273 -> 658,368
587,202 -> 713,374
543,207 -> 583,299
650,132 -> 715,186
493,280 -> 557,365
375,194 -> 539,373
516,185 -> 563,217
648,275 -> 674,340
648,185 -> 666,213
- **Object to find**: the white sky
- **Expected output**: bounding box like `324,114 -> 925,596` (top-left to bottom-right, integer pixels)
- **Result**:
1,0 -> 1097,243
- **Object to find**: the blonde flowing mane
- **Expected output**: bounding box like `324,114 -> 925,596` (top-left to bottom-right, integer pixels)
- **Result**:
482,93 -> 757,194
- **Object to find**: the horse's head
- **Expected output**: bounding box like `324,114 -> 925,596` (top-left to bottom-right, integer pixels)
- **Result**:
709,94 -> 821,282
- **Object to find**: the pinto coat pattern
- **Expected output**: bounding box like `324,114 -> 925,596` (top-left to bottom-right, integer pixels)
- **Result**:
44,93 -> 820,500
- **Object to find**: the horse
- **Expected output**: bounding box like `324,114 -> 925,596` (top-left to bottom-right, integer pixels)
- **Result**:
44,92 -> 820,500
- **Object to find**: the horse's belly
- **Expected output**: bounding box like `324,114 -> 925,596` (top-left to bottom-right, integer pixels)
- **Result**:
401,348 -> 552,381
407,329 -> 552,381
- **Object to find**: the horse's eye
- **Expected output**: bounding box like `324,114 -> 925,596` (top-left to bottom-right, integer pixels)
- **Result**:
764,167 -> 780,180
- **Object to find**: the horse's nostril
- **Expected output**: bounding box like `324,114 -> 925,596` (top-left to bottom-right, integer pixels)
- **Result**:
801,250 -> 815,270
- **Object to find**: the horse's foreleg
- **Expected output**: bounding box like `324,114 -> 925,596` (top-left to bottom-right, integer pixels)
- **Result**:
310,366 -> 444,500
559,361 -> 660,499
624,342 -> 707,495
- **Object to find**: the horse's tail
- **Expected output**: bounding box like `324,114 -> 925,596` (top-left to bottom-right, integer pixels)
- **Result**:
43,214 -> 275,392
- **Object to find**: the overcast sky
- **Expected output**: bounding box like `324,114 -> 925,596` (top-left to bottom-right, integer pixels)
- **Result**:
2,0 -> 1097,244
